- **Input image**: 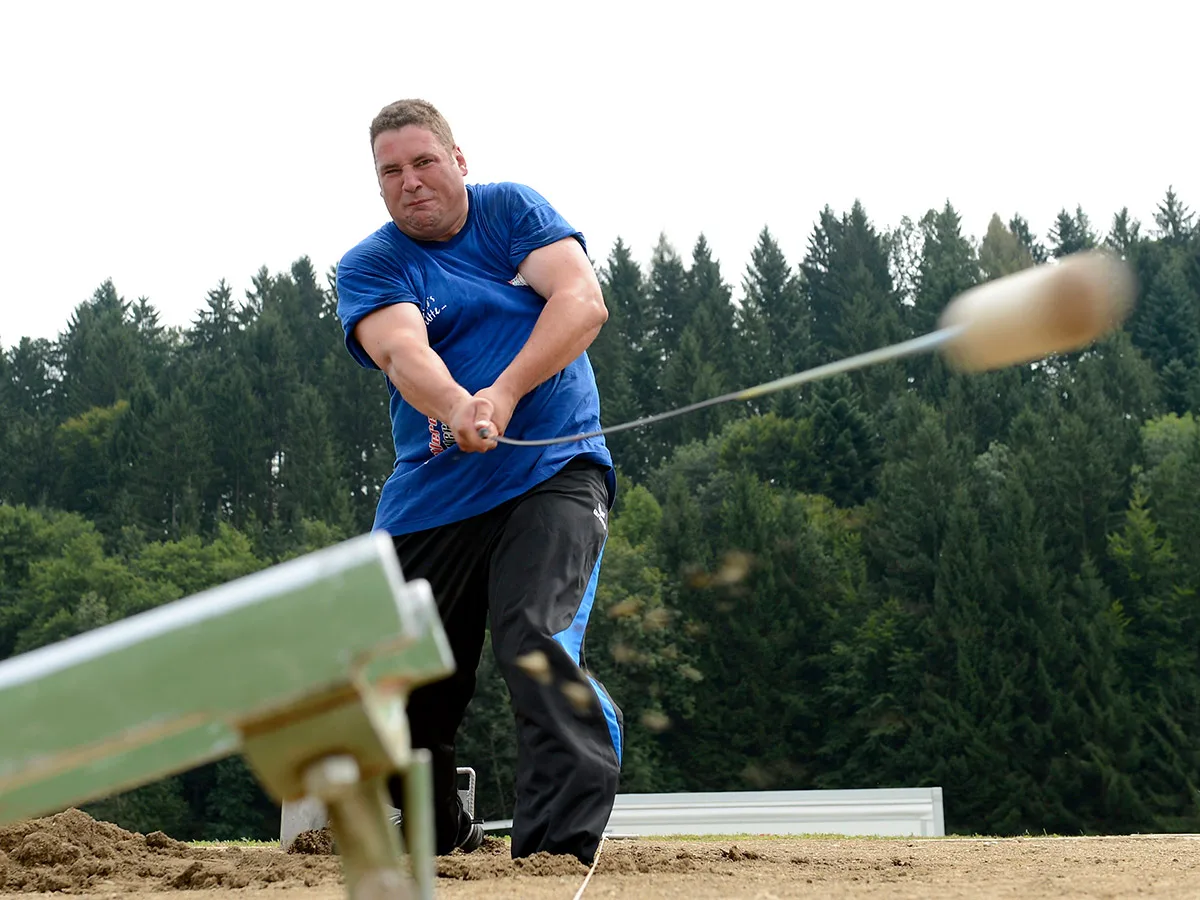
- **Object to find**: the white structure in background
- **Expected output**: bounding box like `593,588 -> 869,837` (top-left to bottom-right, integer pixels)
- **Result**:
597,787 -> 945,838
283,785 -> 945,849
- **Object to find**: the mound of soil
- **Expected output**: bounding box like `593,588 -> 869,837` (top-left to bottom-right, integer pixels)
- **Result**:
0,811 -> 595,893
287,828 -> 336,856
0,809 -> 341,893
285,828 -> 587,881
593,841 -> 767,876
437,837 -> 588,880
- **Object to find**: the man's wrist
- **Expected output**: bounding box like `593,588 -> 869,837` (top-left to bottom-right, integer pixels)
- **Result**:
491,371 -> 526,407
439,386 -> 474,423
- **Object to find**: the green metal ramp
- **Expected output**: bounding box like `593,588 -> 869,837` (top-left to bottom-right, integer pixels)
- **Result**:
0,531 -> 454,899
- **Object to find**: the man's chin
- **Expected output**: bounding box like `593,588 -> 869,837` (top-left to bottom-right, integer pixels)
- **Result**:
398,215 -> 441,240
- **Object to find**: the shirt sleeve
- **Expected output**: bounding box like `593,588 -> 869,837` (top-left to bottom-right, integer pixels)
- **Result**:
335,245 -> 420,370
502,183 -> 587,270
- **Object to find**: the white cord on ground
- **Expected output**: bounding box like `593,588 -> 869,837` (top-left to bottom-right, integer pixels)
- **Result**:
571,833 -> 606,900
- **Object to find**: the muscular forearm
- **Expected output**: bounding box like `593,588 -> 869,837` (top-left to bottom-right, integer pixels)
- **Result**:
381,335 -> 471,423
494,293 -> 607,401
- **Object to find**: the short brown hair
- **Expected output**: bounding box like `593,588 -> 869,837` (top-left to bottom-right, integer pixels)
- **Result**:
369,99 -> 456,152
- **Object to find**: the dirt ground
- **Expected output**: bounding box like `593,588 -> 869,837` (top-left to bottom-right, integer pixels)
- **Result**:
1,809 -> 1197,899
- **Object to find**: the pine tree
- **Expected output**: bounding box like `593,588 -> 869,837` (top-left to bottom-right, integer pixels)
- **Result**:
909,203 -> 981,402
684,235 -> 738,379
888,215 -> 922,315
1058,559 -> 1148,832
243,306 -> 301,541
1009,396 -> 1127,576
919,449 -> 1131,834
284,257 -> 338,371
192,281 -> 239,351
979,214 -> 1034,280
1153,186 -> 1197,248
659,326 -> 727,447
1009,214 -> 1049,264
1108,487 -> 1200,829
0,338 -> 59,507
911,202 -> 980,334
648,234 -> 691,356
57,281 -> 155,418
865,397 -> 969,607
130,297 -> 172,386
605,239 -> 662,423
639,236 -> 695,461
739,227 -> 808,388
804,202 -> 901,360
134,385 -> 217,540
1126,240 -> 1199,409
801,202 -> 905,410
803,376 -> 880,507
1106,208 -> 1143,257
278,384 -> 352,536
1049,205 -> 1099,257
201,355 -> 266,531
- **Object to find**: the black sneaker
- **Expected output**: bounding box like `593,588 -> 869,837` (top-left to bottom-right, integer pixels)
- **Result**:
453,820 -> 484,854
390,806 -> 484,854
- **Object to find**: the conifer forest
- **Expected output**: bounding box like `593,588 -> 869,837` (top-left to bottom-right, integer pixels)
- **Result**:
2,191 -> 1198,840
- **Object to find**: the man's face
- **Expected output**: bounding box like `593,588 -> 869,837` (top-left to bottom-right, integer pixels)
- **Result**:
373,125 -> 469,241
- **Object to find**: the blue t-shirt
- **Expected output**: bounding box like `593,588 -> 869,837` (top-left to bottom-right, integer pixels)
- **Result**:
335,181 -> 615,536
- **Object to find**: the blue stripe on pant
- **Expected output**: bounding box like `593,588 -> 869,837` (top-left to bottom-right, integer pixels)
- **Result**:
551,542 -> 622,765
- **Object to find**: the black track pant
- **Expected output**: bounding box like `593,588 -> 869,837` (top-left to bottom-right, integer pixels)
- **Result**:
386,458 -> 622,865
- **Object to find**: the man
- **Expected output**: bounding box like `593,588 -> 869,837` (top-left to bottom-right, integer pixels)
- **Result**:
334,99 -> 622,866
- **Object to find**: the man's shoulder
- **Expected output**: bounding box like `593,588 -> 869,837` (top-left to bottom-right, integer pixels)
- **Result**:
470,181 -> 553,209
338,222 -> 403,271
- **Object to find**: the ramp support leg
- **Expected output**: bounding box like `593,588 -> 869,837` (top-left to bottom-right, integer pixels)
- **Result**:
304,755 -> 414,900
401,750 -> 435,900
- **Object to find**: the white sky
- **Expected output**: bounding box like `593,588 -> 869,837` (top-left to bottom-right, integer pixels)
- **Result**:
1,0 -> 1195,347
